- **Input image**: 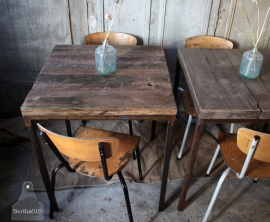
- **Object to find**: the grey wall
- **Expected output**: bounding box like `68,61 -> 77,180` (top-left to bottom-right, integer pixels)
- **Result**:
0,0 -> 269,118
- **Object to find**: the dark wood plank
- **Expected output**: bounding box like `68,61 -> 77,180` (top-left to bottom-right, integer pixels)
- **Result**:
224,50 -> 270,119
260,51 -> 270,92
21,46 -> 177,121
178,48 -> 231,119
201,49 -> 260,119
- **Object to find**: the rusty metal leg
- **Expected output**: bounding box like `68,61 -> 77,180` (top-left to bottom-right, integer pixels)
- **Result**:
151,120 -> 156,140
262,123 -> 269,133
128,120 -> 137,160
158,119 -> 175,211
29,121 -> 58,210
177,120 -> 203,211
65,120 -> 72,137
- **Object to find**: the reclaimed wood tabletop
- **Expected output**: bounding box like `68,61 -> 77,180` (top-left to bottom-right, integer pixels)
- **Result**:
177,48 -> 270,211
21,45 -> 177,212
21,45 -> 176,122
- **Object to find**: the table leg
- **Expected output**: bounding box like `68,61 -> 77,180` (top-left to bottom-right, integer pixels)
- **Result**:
65,120 -> 72,137
158,119 -> 175,211
29,120 -> 58,210
173,56 -> 181,101
177,120 -> 203,211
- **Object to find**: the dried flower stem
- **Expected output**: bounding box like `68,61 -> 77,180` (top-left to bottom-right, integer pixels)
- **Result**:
255,6 -> 270,47
256,2 -> 260,40
234,0 -> 256,46
103,0 -> 123,47
234,0 -> 270,47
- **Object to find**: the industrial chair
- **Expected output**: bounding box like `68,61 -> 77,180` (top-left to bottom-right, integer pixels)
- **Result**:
37,123 -> 142,222
84,32 -> 156,141
177,36 -> 234,162
203,128 -> 270,222
84,32 -> 137,45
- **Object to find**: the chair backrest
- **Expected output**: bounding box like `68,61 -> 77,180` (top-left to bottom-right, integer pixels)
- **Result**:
237,128 -> 270,163
184,36 -> 233,49
84,32 -> 137,45
37,123 -> 119,161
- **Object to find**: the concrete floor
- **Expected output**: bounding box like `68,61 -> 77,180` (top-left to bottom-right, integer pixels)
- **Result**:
1,144 -> 270,222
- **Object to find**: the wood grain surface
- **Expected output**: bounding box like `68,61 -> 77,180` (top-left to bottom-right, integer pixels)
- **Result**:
178,48 -> 270,120
21,45 -> 177,123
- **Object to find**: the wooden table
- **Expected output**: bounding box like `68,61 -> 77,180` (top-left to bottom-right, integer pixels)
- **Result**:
175,48 -> 270,210
21,45 -> 177,211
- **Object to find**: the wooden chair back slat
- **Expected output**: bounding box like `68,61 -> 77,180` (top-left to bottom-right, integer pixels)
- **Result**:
237,128 -> 270,163
37,124 -> 119,161
184,36 -> 233,49
84,32 -> 137,45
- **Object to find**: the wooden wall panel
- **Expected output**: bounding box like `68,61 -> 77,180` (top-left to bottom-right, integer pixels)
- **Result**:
0,0 -> 20,71
103,0 -> 151,45
87,0 -> 104,33
163,0 -> 213,48
26,0 -> 72,71
5,0 -> 38,71
69,0 -> 88,44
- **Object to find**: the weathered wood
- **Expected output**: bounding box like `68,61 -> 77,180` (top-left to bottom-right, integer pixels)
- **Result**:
228,0 -> 270,49
163,0 -> 214,48
103,0 -> 151,45
87,0 -> 104,33
69,0 -> 88,44
219,131 -> 270,178
21,45 -> 177,121
237,128 -> 270,163
0,1 -> 20,71
224,49 -> 270,119
178,48 -> 270,119
38,123 -> 120,161
177,47 -> 270,211
184,36 -> 233,49
84,32 -> 137,45
178,48 -> 232,119
26,0 -> 72,71
201,49 -> 259,117
6,0 -> 38,71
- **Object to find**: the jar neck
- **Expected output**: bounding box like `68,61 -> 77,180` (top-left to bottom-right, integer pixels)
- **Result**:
252,46 -> 258,53
102,40 -> 108,46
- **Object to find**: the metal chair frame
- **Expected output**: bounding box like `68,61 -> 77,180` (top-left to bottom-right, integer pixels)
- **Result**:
203,131 -> 262,222
39,127 -> 140,222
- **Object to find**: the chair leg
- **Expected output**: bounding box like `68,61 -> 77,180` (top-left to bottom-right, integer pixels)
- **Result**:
206,144 -> 220,176
135,146 -> 143,180
177,114 -> 192,159
203,168 -> 230,222
151,120 -> 156,140
128,120 -> 137,160
50,163 -> 64,219
117,172 -> 134,222
206,123 -> 234,176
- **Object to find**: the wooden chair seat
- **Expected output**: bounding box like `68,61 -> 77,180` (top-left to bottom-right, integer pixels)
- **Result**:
182,89 -> 196,117
68,126 -> 140,177
219,132 -> 270,179
184,35 -> 233,49
37,123 -> 141,221
84,32 -> 137,45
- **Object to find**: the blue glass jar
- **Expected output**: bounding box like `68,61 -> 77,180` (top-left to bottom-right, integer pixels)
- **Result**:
95,40 -> 116,75
239,47 -> 263,80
